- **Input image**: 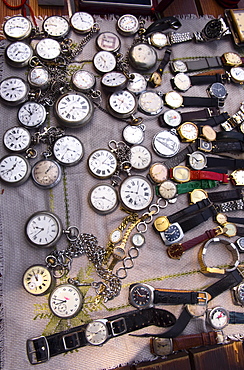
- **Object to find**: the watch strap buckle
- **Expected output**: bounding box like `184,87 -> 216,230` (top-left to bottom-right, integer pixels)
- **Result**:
196,291 -> 208,305
110,317 -> 127,336
26,336 -> 50,364
63,332 -> 80,351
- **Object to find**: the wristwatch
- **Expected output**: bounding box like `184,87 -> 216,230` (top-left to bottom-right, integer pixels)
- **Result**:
232,281 -> 244,306
148,162 -> 168,184
176,180 -> 219,195
171,73 -> 224,92
221,101 -> 244,131
148,48 -> 172,88
170,56 -> 223,73
26,307 -> 176,364
177,121 -> 198,142
228,66 -> 244,84
194,18 -> 231,42
129,283 -> 207,309
170,165 -> 229,183
157,180 -> 177,200
164,91 -> 220,109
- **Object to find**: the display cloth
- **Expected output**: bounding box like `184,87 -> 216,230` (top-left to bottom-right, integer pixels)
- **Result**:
1,13 -> 244,370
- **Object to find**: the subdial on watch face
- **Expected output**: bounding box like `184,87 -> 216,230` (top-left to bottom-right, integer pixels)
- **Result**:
88,149 -> 117,179
49,284 -> 83,319
89,183 -> 118,214
31,159 -> 62,189
5,41 -> 33,67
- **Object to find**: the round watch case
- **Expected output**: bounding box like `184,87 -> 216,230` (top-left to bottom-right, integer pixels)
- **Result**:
164,91 -> 183,109
107,90 -> 137,118
35,38 -> 62,61
49,283 -> 83,318
89,183 -> 118,214
3,126 -> 31,153
148,32 -> 168,49
158,180 -> 177,200
128,43 -> 157,71
42,15 -> 70,39
96,31 -> 121,52
27,66 -> 50,90
232,282 -> 244,306
22,264 -> 53,296
70,12 -> 95,33
160,109 -> 182,127
122,125 -> 144,145
129,283 -> 154,309
3,15 -> 33,41
52,135 -> 84,166
187,151 -> 207,170
101,71 -> 127,93
119,175 -> 153,211
130,145 -> 152,170
85,319 -> 109,345
5,41 -> 33,68
18,101 -> 47,129
116,14 -> 140,36
0,76 -> 29,106
177,121 -> 198,142
172,73 -> 191,92
152,130 -> 180,157
138,91 -> 164,116
208,82 -> 228,99
31,159 -> 62,189
207,306 -> 229,330
127,73 -> 147,95
148,162 -> 168,184
88,148 -> 117,179
71,70 -> 96,92
222,52 -> 242,66
0,154 -> 31,186
93,50 -> 117,73
170,60 -> 187,73
229,67 -> 244,84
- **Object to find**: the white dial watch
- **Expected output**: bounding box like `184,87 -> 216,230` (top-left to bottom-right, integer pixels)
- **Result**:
88,148 -> 117,179
42,15 -> 70,39
107,90 -> 137,118
122,124 -> 145,145
22,265 -> 53,296
27,66 -> 50,90
127,73 -> 147,95
3,15 -> 33,40
0,154 -> 31,186
5,41 -> 33,68
0,76 -> 29,106
101,71 -> 127,93
116,14 -> 140,36
119,175 -> 153,211
3,126 -> 31,153
89,183 -> 118,214
93,50 -> 117,73
70,12 -> 95,33
18,101 -> 47,129
49,283 -> 83,318
52,135 -> 84,166
35,38 -> 62,61
71,70 -> 96,92
130,145 -> 152,170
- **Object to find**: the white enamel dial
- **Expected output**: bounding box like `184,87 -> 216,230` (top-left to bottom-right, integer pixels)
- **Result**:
27,66 -> 49,89
88,148 -> 117,179
5,41 -> 33,67
85,320 -> 108,345
122,125 -> 144,145
119,175 -> 153,211
178,122 -> 198,142
101,71 -> 127,92
0,154 -> 31,186
127,73 -> 147,95
35,38 -> 61,61
22,265 -> 52,295
89,183 -> 118,214
70,12 -> 95,33
49,284 -> 83,318
173,73 -> 191,91
32,159 -> 62,189
0,76 -> 29,106
108,90 -> 137,118
130,145 -> 152,170
93,50 -> 116,73
3,15 -> 33,40
18,101 -> 47,128
117,14 -> 139,36
207,307 -> 229,330
71,70 -> 96,92
42,15 -> 70,39
3,126 -> 31,153
53,135 -> 84,166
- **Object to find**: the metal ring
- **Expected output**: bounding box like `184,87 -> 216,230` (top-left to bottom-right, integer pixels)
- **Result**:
157,197 -> 168,209
136,222 -> 147,233
65,226 -> 80,241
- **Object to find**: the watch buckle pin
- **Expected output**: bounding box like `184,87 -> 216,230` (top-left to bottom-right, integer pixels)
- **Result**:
214,226 -> 226,236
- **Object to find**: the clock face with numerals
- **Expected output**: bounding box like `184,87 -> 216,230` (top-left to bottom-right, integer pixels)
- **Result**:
88,148 -> 117,179
22,265 -> 53,295
119,175 -> 153,211
49,284 -> 83,318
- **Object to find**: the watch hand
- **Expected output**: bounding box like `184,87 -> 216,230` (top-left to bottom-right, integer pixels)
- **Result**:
32,270 -> 39,281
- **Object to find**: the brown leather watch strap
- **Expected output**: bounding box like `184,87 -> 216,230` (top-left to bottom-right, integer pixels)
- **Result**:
172,331 -> 218,352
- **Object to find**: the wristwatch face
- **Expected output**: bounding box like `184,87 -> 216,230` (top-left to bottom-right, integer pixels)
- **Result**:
93,50 -> 117,73
43,15 -> 70,39
162,110 -> 182,127
117,14 -> 139,36
85,320 -> 108,345
190,189 -> 208,204
49,284 -> 83,318
119,175 -> 153,211
231,169 -> 244,185
188,151 -> 207,170
154,216 -> 170,232
171,165 -> 190,183
0,77 -> 29,106
138,91 -> 163,115
27,66 -> 49,89
177,122 -> 198,142
152,130 -> 180,157
89,183 -> 118,214
53,135 -> 84,166
25,211 -> 63,248
173,73 -> 191,92
71,70 -> 96,92
209,82 -> 227,99
22,265 -> 52,295
129,43 -> 157,71
149,163 -> 168,183
0,154 -> 31,186
201,125 -> 216,141
101,71 -> 127,92
131,232 -> 145,248
223,52 -> 242,66
70,12 -> 95,33
170,60 -> 187,73
164,91 -> 183,109
96,32 -> 121,52
35,38 -> 61,61
122,125 -> 144,145
158,180 -> 177,200
207,307 -> 229,330
223,222 -> 237,237
230,67 -> 244,83
5,41 -> 33,67
233,282 -> 244,306
18,102 -> 47,128
149,32 -> 168,48
108,90 -> 137,118
129,283 -> 153,309
130,145 -> 151,170
3,15 -> 33,40
88,148 -> 117,179
203,19 -> 222,40
32,159 -> 62,189
127,73 -> 147,95
161,222 -> 184,245
3,126 -> 31,153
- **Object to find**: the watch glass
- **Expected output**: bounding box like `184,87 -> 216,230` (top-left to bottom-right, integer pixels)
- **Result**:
85,320 -> 108,345
122,125 -> 144,145
230,67 -> 244,83
170,60 -> 187,73
119,175 -> 153,211
27,66 -> 49,90
109,228 -> 123,244
71,70 -> 96,92
131,232 -> 145,248
152,130 -> 180,157
171,165 -> 190,183
5,41 -> 33,68
138,91 -> 164,115
128,43 -> 157,71
207,306 -> 229,330
190,189 -> 208,204
49,284 -> 83,318
108,90 -> 137,118
3,15 -> 33,40
164,91 -> 183,109
25,210 -> 63,248
0,76 -> 29,106
93,50 -> 117,73
161,110 -> 181,127
116,14 -> 140,36
22,265 -> 53,296
89,183 -> 118,214
53,135 -> 84,166
127,73 -> 147,95
129,283 -> 153,309
18,101 -> 47,128
130,145 -> 152,170
42,15 -> 70,39
148,163 -> 168,184
208,82 -> 227,99
3,126 -> 31,153
178,121 -> 198,142
35,38 -> 61,61
149,32 -> 168,49
158,180 -> 177,200
70,12 -> 95,33
173,73 -> 191,92
161,222 -> 184,245
200,125 -> 216,142
202,19 -> 222,40
32,159 -> 62,189
233,282 -> 244,306
96,32 -> 121,52
188,151 -> 207,170
0,154 -> 31,186
101,72 -> 127,92
88,148 -> 117,179
223,52 -> 242,66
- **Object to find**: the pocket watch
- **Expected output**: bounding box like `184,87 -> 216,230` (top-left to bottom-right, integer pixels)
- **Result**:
122,124 -> 144,145
85,319 -> 109,345
172,72 -> 191,92
3,15 -> 33,41
54,92 -> 94,128
95,32 -> 121,52
22,265 -> 53,296
35,38 -> 62,61
42,15 -> 70,39
160,109 -> 182,127
128,43 -> 157,71
0,76 -> 29,106
130,145 -> 152,170
119,175 -> 153,211
116,14 -> 140,36
25,210 -> 63,248
70,12 -> 95,34
138,91 -> 164,116
31,159 -> 62,189
88,148 -> 118,179
27,66 -> 50,90
89,183 -> 118,214
71,70 -> 96,92
187,151 -> 207,170
161,222 -> 184,245
229,66 -> 244,84
206,307 -> 229,330
3,126 -> 31,153
152,130 -> 180,157
148,162 -> 168,184
52,135 -> 84,166
18,101 -> 47,129
0,154 -> 31,186
93,50 -> 117,74
5,41 -> 33,68
158,180 -> 177,200
49,283 -> 83,319
101,72 -> 127,93
127,73 -> 147,95
107,90 -> 137,118
177,121 -> 198,142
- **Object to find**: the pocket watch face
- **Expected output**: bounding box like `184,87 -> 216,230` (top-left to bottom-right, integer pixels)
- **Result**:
89,183 -> 118,214
158,180 -> 177,199
138,91 -> 164,115
162,109 -> 182,127
129,283 -> 153,309
149,32 -> 168,48
88,148 -> 117,179
177,122 -> 198,142
0,77 -> 29,106
0,154 -> 31,186
164,91 -> 183,109
130,145 -> 152,170
173,73 -> 191,92
70,12 -> 95,33
3,126 -> 31,153
119,175 -> 153,211
96,32 -> 121,52
127,73 -> 147,95
116,14 -> 139,36
53,135 -> 84,166
27,66 -> 49,89
122,125 -> 144,145
161,222 -> 184,245
3,15 -> 33,40
152,130 -> 180,158
108,90 -> 137,118
230,67 -> 244,83
93,50 -> 117,73
42,15 -> 70,39
18,102 -> 47,128
32,159 -> 62,189
207,307 -> 229,330
35,38 -> 61,61
85,320 -> 108,345
5,41 -> 33,67
101,71 -> 127,92
22,265 -> 53,295
49,284 -> 83,318
188,151 -> 207,170
54,92 -> 94,127
129,43 -> 157,71
71,70 -> 96,92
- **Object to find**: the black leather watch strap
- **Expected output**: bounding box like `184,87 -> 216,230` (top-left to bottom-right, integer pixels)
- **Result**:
190,74 -> 222,86
164,142 -> 197,169
205,269 -> 243,301
179,206 -> 216,233
216,130 -> 244,142
212,140 -> 244,153
154,289 -> 204,305
195,112 -> 230,127
144,17 -> 181,36
183,96 -> 220,108
180,108 -> 219,122
207,156 -> 244,169
185,57 -> 223,72
168,198 -> 212,224
208,188 -> 244,203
